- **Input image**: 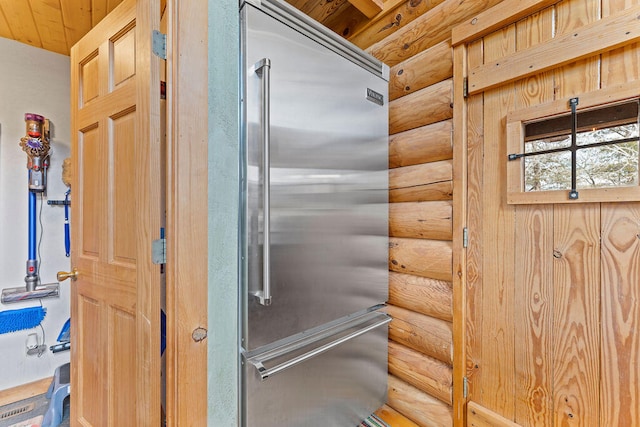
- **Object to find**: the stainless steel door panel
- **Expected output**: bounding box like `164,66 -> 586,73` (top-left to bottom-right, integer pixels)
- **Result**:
241,3 -> 389,351
242,312 -> 390,427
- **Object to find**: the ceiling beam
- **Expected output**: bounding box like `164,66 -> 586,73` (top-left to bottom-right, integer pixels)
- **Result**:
347,0 -> 383,18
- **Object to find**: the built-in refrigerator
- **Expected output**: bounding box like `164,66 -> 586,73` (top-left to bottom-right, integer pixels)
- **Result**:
240,0 -> 390,425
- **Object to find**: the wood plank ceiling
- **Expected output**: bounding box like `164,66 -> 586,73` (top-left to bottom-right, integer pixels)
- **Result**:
0,0 -> 382,56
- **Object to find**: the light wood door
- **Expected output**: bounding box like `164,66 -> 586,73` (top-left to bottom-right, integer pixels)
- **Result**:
455,1 -> 640,426
69,0 -> 162,425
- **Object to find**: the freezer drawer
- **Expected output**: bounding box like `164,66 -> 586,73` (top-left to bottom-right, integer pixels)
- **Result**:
242,311 -> 391,427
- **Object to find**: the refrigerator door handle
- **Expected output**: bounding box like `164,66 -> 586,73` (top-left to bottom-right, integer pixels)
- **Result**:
247,312 -> 391,380
255,57 -> 272,307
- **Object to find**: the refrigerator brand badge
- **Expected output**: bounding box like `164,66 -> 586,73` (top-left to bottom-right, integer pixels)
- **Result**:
366,88 -> 384,106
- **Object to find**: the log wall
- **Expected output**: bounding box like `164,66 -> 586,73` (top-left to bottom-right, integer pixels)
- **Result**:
349,1 -> 503,425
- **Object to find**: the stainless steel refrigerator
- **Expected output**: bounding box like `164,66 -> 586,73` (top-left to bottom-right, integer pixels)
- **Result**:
240,0 -> 390,425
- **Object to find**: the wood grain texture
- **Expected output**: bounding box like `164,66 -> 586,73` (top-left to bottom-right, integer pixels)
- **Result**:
389,201 -> 453,240
452,0 -> 560,46
324,0 -> 406,43
390,79 -> 453,134
514,7 -> 555,108
512,11 -> 555,426
69,1 -> 162,425
347,0 -> 382,18
288,0 -> 350,25
348,0 -> 446,51
389,272 -> 453,322
375,404 -> 421,427
29,0 -> 68,54
514,205 -> 554,427
451,42 -> 468,427
600,203 -> 640,427
389,120 -> 452,169
389,340 -> 453,405
165,0 -> 209,425
460,3 -> 640,426
552,204 -> 601,427
0,6 -> 12,39
467,401 -> 522,427
385,305 -> 453,365
388,375 -> 453,427
601,0 -> 640,88
463,40 -> 484,404
476,24 -> 517,417
467,3 -> 640,96
390,39 -> 453,101
366,0 -> 504,67
134,0 -> 163,425
389,237 -> 453,281
0,377 -> 52,407
0,0 -> 42,47
389,160 -> 453,202
60,0 -> 93,49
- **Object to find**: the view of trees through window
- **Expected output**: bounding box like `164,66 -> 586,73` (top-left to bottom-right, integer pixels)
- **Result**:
524,124 -> 639,191
522,101 -> 639,193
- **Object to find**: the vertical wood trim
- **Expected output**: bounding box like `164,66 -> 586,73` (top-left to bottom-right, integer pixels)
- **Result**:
69,35 -> 81,427
136,0 -> 162,425
479,25 -> 517,418
600,203 -> 640,426
552,204 -> 601,427
505,121 -> 524,196
165,0 -> 209,425
514,205 -> 554,426
452,42 -> 467,427
464,38 -> 484,404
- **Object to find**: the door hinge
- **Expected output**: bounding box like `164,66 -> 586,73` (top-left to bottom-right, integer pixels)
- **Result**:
463,376 -> 469,398
152,30 -> 167,60
463,77 -> 469,98
463,227 -> 468,248
152,238 -> 166,264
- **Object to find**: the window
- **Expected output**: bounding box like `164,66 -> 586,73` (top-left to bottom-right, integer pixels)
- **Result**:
506,86 -> 640,204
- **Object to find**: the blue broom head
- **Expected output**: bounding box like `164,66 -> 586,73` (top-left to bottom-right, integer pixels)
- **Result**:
0,306 -> 47,335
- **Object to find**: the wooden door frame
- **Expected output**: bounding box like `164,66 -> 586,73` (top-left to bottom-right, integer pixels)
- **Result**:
452,43 -> 468,427
164,0 -> 208,425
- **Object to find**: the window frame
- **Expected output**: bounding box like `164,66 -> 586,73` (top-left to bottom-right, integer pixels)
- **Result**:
506,82 -> 640,204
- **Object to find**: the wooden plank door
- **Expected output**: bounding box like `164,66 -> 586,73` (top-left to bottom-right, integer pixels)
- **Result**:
453,1 -> 640,426
69,0 -> 162,425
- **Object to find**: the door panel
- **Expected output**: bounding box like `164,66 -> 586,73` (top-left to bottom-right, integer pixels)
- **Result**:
459,1 -> 640,425
70,0 -> 162,425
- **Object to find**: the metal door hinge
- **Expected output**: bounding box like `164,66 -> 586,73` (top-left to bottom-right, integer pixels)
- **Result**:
152,30 -> 166,59
152,238 -> 166,264
463,77 -> 469,98
463,377 -> 469,398
463,227 -> 468,248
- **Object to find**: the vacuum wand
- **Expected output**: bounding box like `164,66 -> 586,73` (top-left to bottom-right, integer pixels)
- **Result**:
1,113 -> 60,304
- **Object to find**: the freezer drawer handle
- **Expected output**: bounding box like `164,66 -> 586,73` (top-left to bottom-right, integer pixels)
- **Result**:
249,314 -> 391,381
255,57 -> 272,307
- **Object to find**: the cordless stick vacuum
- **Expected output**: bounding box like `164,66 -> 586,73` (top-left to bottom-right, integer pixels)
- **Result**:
1,113 -> 60,304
